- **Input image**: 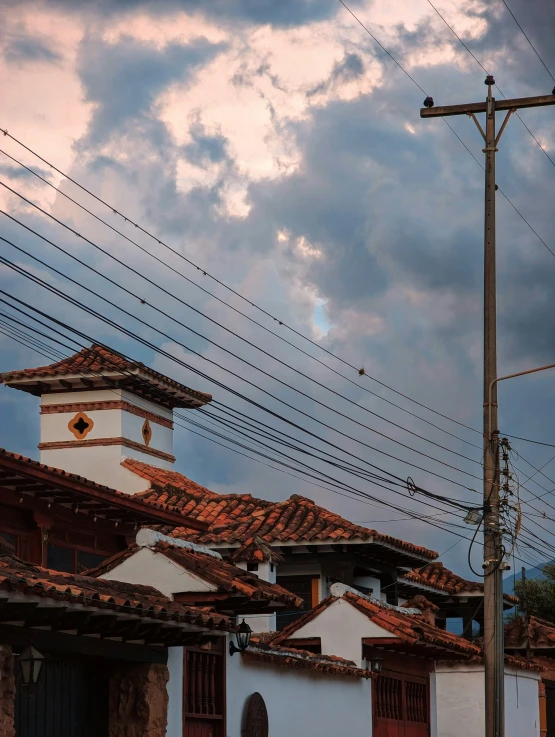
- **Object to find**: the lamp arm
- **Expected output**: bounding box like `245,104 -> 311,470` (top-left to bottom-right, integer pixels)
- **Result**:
487,361 -> 555,441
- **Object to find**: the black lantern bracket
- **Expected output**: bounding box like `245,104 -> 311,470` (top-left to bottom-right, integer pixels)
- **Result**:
229,619 -> 252,656
18,645 -> 46,689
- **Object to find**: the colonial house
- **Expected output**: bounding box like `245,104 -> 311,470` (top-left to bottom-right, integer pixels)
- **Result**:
1,344 -> 515,636
0,450 -> 369,737
0,540 -> 234,736
86,528 -> 374,737
0,344 -> 539,737
121,461 -> 517,637
268,583 -> 542,737
0,346 -> 377,736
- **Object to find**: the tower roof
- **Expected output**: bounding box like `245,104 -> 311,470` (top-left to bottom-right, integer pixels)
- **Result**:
1,344 -> 212,410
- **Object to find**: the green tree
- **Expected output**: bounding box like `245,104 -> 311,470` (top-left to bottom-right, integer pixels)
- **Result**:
513,563 -> 555,623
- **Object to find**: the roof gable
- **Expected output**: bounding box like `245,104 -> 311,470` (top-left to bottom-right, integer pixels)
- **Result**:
289,597 -> 397,642
98,546 -> 218,598
270,584 -> 481,659
86,536 -> 302,611
0,554 -> 231,637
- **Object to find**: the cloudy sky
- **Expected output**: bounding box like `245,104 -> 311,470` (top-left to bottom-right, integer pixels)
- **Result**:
1,0 -> 555,576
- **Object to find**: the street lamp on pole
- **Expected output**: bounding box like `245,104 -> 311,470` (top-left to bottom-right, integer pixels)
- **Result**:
488,362 -> 555,442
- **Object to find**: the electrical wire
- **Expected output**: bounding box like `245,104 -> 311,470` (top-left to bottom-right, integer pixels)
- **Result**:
0,317 -> 479,537
500,0 -> 555,84
2,321 -> 547,574
0,128 -> 482,436
0,146 -> 481,451
0,200 -> 483,472
0,246 -> 485,495
0,296 -> 478,522
193,409 -> 472,511
425,0 -> 555,171
0,297 -> 477,528
334,0 -> 555,265
502,433 -> 555,450
0,322 -> 424,517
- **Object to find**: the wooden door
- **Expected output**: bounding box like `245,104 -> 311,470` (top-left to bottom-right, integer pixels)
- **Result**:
545,680 -> 555,737
15,658 -> 109,737
373,671 -> 429,737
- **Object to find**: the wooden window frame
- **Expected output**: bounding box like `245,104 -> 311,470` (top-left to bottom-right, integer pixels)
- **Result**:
183,641 -> 226,737
46,541 -> 109,574
373,669 -> 430,728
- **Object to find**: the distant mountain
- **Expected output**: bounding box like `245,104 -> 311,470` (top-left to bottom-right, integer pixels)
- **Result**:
503,562 -> 549,597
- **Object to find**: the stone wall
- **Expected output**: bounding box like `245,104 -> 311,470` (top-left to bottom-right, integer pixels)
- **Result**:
0,645 -> 15,737
109,662 -> 169,737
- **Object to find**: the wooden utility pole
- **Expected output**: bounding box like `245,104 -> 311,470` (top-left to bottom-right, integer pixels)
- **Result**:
522,567 -> 531,660
420,78 -> 555,737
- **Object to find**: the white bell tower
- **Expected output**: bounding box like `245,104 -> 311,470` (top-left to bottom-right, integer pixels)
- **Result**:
1,345 -> 211,494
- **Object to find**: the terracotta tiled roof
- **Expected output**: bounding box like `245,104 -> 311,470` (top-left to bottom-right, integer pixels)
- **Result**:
0,555 -> 232,631
124,460 -> 438,560
272,586 -> 541,670
402,562 -> 482,594
505,616 -> 555,649
502,654 -> 543,672
346,590 -> 480,655
401,562 -> 518,604
271,589 -> 481,658
435,652 -> 542,673
246,639 -> 371,679
230,536 -> 284,565
1,344 -> 211,408
0,448 -> 207,532
86,540 -> 302,609
401,595 -> 440,613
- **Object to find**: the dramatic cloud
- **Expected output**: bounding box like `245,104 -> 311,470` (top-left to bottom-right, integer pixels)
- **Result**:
2,28 -> 62,65
20,0 -> 345,27
1,0 -> 555,576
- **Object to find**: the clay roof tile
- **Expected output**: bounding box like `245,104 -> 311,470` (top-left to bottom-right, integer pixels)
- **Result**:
123,460 -> 438,560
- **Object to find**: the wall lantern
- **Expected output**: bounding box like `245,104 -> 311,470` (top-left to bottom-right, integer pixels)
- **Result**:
18,646 -> 46,688
229,619 -> 252,656
368,653 -> 383,674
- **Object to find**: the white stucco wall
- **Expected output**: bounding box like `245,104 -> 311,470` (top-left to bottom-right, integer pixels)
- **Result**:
353,575 -> 381,599
99,547 -> 217,598
39,388 -> 174,493
432,664 -> 540,737
225,640 -> 372,737
286,597 -> 395,667
39,444 -> 172,492
40,389 -> 173,421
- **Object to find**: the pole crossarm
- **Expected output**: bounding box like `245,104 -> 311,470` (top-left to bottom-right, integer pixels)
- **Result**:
420,94 -> 555,118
